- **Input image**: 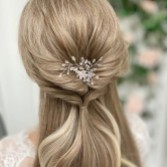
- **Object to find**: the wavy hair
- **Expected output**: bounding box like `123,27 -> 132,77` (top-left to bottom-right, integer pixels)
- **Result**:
18,0 -> 141,166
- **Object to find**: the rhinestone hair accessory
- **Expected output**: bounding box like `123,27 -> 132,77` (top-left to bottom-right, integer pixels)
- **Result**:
59,56 -> 103,85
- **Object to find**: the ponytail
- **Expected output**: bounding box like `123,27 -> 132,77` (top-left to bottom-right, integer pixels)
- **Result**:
32,81 -> 141,167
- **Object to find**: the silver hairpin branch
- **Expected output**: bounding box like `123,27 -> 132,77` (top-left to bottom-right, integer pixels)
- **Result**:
59,56 -> 103,85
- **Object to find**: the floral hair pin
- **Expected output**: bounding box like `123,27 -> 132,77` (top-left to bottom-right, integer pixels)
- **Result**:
59,56 -> 103,85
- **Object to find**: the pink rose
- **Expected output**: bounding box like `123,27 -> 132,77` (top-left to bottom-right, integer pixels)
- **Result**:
125,92 -> 145,114
123,32 -> 135,45
137,48 -> 162,69
139,0 -> 159,14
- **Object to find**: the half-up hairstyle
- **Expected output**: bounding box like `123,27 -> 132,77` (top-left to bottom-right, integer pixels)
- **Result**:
18,0 -> 142,166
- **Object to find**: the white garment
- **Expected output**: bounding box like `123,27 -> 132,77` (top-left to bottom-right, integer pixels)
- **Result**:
0,112 -> 151,167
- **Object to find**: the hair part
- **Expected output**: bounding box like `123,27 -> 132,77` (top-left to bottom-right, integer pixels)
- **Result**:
18,0 -> 141,166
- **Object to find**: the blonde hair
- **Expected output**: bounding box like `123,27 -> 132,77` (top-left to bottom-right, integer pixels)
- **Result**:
18,0 -> 141,166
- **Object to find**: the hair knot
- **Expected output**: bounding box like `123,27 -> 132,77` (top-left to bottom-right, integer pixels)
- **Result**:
79,105 -> 88,111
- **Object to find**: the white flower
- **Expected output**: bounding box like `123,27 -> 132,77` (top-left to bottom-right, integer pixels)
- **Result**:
59,56 -> 102,85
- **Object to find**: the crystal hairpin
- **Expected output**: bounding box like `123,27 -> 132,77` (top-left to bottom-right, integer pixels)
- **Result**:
59,56 -> 103,85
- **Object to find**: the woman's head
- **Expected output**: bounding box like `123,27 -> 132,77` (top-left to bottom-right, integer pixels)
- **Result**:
18,0 -> 141,167
19,0 -> 128,94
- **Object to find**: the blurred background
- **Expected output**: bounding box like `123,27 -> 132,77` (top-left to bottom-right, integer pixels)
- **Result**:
0,0 -> 166,167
